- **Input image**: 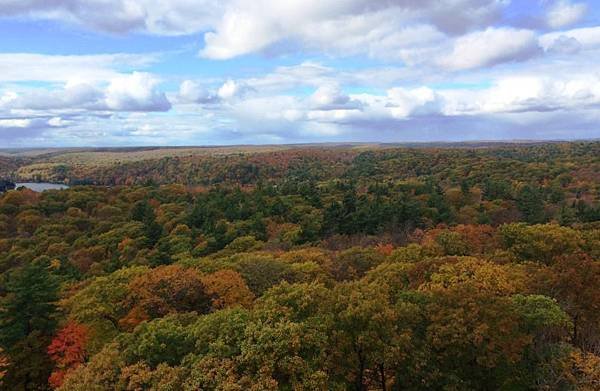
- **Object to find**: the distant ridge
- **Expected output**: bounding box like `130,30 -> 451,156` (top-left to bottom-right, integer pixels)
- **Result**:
2,139 -> 598,156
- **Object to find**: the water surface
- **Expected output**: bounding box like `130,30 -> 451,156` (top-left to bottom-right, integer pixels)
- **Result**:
16,182 -> 69,192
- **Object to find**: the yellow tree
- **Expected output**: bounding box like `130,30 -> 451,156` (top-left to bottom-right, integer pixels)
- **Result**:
201,269 -> 255,310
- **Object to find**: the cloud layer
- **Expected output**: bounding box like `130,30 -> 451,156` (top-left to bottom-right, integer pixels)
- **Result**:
1,0 -> 599,146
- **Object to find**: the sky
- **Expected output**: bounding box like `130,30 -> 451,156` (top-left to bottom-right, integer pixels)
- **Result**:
1,0 -> 600,147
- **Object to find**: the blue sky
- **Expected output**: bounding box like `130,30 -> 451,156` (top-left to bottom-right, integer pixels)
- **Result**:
1,0 -> 599,147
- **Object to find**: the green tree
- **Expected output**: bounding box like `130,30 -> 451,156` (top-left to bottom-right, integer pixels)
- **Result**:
517,184 -> 545,224
0,260 -> 59,389
130,200 -> 162,246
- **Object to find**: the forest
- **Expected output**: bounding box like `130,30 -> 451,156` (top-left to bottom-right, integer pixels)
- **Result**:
0,142 -> 599,390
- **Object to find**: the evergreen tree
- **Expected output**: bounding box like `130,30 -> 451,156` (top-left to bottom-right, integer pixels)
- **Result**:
517,184 -> 545,224
0,260 -> 59,389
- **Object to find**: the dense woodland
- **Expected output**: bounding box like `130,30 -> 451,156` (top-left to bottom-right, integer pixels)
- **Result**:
0,142 -> 599,390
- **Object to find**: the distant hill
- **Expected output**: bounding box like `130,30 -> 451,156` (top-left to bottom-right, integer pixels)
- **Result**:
1,141 -> 598,186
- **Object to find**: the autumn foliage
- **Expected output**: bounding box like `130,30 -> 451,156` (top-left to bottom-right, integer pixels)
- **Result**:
47,322 -> 88,388
201,269 -> 255,310
120,265 -> 210,330
0,142 -> 599,390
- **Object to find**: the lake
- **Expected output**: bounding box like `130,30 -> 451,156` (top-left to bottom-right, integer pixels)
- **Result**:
16,182 -> 69,192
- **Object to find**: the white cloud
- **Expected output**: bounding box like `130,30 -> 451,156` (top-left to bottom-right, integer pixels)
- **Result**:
474,75 -> 600,113
2,1 -> 600,145
0,1 -> 555,71
540,26 -> 600,51
430,73 -> 600,117
1,0 -> 508,42
0,72 -> 171,119
217,79 -> 254,100
245,62 -> 335,92
0,0 -> 224,35
6,71 -> 600,146
176,79 -> 256,105
439,28 -> 541,70
298,14 -> 447,63
386,87 -> 444,118
212,71 -> 600,140
199,0 -> 508,59
2,82 -> 104,111
0,118 -> 35,128
0,117 -> 67,141
310,85 -> 361,110
545,35 -> 583,54
0,53 -> 157,82
178,80 -> 219,104
48,117 -> 72,127
105,72 -> 171,111
546,1 -> 587,29
201,5 -> 280,60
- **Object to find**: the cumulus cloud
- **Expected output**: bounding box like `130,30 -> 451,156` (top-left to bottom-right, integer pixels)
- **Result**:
0,117 -> 67,141
0,0 -> 508,43
0,0 -> 567,69
2,0 -> 600,146
299,15 -> 447,63
545,1 -> 587,29
177,79 -> 256,104
540,26 -> 600,51
416,73 -> 600,117
199,0 -> 508,59
211,70 -> 600,141
309,85 -> 362,111
0,1 -> 500,64
6,73 -> 600,146
386,87 -> 444,118
474,75 -> 600,113
0,1 -> 590,68
0,118 -> 40,129
545,35 -> 583,54
217,80 -> 255,100
439,28 -> 542,70
203,75 -> 597,144
3,82 -> 104,111
105,72 -> 171,111
1,72 -> 171,113
0,0 -> 224,35
178,80 -> 219,104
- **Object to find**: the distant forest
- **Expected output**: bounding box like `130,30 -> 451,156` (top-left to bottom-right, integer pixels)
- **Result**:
0,142 -> 599,390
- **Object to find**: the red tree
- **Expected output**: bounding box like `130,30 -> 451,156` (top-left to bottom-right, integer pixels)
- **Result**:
47,322 -> 89,388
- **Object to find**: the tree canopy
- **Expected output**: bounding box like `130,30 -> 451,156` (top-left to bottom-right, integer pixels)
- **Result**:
0,142 -> 599,390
